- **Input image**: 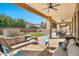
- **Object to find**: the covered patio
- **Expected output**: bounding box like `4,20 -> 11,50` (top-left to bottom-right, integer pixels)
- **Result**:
14,3 -> 75,39
13,3 -> 79,56
0,3 -> 79,56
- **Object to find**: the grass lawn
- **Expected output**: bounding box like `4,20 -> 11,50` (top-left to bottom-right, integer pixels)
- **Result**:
0,32 -> 46,37
26,32 -> 46,37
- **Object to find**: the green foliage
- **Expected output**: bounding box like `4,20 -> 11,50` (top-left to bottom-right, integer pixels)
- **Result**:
43,23 -> 47,29
14,19 -> 26,28
0,14 -> 26,28
26,32 -> 46,37
51,23 -> 57,29
40,22 -> 47,29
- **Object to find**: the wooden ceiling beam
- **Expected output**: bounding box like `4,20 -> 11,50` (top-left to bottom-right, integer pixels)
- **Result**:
14,3 -> 48,19
47,16 -> 57,24
14,3 -> 58,24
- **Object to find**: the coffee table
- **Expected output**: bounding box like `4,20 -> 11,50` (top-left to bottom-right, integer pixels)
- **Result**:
18,44 -> 48,56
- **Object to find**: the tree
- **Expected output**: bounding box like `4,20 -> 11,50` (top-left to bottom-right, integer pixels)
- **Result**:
0,14 -> 6,27
40,22 -> 44,27
40,22 -> 47,29
43,23 -> 47,29
15,19 -> 26,28
51,23 -> 57,29
0,14 -> 26,28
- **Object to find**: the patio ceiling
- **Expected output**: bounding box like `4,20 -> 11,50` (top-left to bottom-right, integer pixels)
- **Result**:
15,3 -> 76,23
26,3 -> 75,22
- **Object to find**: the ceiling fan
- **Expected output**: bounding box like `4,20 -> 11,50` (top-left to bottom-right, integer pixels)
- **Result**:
42,3 -> 60,12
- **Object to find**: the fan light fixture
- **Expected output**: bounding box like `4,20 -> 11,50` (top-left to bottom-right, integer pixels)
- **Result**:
42,3 -> 60,12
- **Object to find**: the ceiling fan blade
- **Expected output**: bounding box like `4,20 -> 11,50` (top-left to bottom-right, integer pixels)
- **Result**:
52,8 -> 58,11
53,4 -> 60,7
42,8 -> 48,10
47,3 -> 53,7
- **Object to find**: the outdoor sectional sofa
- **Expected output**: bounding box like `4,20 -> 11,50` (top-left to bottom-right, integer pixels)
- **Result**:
0,35 -> 38,51
53,39 -> 79,56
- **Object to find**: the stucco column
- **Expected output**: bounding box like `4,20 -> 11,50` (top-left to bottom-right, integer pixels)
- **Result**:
46,16 -> 52,39
57,24 -> 60,30
72,14 -> 76,36
66,25 -> 69,31
75,4 -> 79,44
46,16 -> 52,55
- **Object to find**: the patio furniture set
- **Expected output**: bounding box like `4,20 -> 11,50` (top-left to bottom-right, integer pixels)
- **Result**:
0,35 -> 48,56
53,36 -> 79,56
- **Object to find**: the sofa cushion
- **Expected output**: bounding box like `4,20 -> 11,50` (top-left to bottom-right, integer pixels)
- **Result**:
53,47 -> 68,56
11,41 -> 31,49
15,36 -> 25,44
0,39 -> 9,48
8,39 -> 16,46
67,39 -> 79,56
61,40 -> 68,50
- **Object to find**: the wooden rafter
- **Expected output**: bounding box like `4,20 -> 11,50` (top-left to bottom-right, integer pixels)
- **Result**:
14,3 -> 57,24
14,3 -> 48,19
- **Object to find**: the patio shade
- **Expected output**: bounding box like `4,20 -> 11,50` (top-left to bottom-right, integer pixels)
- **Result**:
15,3 -> 76,23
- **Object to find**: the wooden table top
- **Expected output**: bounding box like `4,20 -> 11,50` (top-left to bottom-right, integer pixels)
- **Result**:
17,44 -> 47,56
22,44 -> 47,51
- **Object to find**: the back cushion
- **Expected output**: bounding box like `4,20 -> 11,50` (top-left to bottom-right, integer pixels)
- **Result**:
15,36 -> 25,44
8,39 -> 16,46
0,38 -> 9,48
67,39 -> 79,56
61,40 -> 68,50
53,47 -> 68,56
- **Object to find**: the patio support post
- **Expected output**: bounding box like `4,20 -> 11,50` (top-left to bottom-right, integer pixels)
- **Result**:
66,24 -> 69,31
46,16 -> 52,56
72,13 -> 76,36
75,4 -> 79,44
47,16 -> 52,39
69,23 -> 72,31
57,24 -> 60,30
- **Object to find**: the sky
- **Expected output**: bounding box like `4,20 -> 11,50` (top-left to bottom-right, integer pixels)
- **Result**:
0,3 -> 47,24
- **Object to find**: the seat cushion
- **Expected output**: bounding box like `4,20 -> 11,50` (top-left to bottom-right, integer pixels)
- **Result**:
53,47 -> 68,56
67,39 -> 79,56
8,39 -> 16,46
61,40 -> 68,50
15,36 -> 25,44
11,41 -> 31,49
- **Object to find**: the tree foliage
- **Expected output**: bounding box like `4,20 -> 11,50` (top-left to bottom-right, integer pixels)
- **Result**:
51,23 -> 57,29
40,22 -> 47,29
0,14 -> 26,28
